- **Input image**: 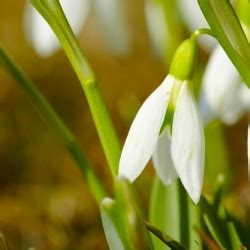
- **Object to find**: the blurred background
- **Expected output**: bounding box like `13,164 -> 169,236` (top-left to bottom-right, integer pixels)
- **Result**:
0,0 -> 249,249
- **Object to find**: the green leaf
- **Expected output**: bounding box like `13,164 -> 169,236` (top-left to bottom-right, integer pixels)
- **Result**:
226,222 -> 244,250
100,198 -> 129,250
188,199 -> 201,250
198,0 -> 250,87
149,178 -> 201,249
204,123 -> 230,191
149,177 -> 180,250
0,232 -> 8,250
115,178 -> 152,250
199,196 -> 230,249
145,222 -> 185,250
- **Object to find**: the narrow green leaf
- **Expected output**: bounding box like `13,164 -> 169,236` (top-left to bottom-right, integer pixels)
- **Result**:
100,198 -> 129,250
0,232 -> 8,250
204,123 -> 230,191
188,199 -> 201,250
226,222 -> 244,250
149,177 -> 180,250
30,0 -> 121,178
235,0 -> 250,27
198,0 -> 250,87
145,222 -> 185,250
199,196 -> 230,249
0,47 -> 106,204
115,178 -> 152,250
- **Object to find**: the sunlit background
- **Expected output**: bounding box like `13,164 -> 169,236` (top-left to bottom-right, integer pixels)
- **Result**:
0,0 -> 249,249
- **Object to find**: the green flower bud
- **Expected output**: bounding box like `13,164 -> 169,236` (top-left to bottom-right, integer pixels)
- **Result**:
169,38 -> 197,80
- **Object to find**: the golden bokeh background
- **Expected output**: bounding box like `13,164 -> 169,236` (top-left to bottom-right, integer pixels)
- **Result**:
0,0 -> 248,249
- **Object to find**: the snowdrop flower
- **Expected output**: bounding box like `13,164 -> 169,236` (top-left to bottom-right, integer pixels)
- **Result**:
177,0 -> 216,51
95,0 -> 131,56
199,45 -> 250,125
119,39 -> 205,203
145,0 -> 168,56
23,0 -> 90,57
23,0 -> 130,57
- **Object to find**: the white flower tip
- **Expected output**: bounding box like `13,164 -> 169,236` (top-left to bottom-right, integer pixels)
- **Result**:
171,82 -> 205,204
118,165 -> 137,183
189,187 -> 202,204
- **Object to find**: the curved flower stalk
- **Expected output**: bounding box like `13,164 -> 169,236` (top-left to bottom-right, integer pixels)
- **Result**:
24,0 -> 90,57
119,38 -> 205,203
23,0 -> 130,57
177,0 -> 216,51
199,45 -> 250,126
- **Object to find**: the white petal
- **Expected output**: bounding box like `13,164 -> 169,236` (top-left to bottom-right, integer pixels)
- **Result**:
23,0 -> 90,57
145,0 -> 168,57
171,82 -> 205,203
199,45 -> 243,125
119,75 -> 175,182
239,83 -> 250,112
95,0 -> 130,56
177,0 -> 216,51
152,131 -> 178,185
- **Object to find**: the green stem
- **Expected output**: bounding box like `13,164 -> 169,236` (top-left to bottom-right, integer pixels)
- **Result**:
0,47 -> 107,204
178,180 -> 189,248
190,28 -> 215,40
29,0 -> 121,177
198,0 -> 250,87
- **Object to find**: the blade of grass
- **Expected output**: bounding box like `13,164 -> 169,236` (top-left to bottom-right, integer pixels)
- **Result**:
0,232 -> 8,250
0,47 -> 107,204
227,222 -> 244,250
29,0 -> 121,177
145,221 -> 185,250
199,196 -> 230,249
198,0 -> 250,87
149,177 -> 180,250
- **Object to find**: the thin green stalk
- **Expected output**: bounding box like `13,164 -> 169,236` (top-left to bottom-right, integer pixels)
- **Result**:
0,47 -> 107,204
198,0 -> 250,87
29,0 -> 121,177
0,232 -> 8,250
177,180 -> 189,248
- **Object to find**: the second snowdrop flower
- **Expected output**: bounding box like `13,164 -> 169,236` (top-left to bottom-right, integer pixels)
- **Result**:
119,38 -> 205,203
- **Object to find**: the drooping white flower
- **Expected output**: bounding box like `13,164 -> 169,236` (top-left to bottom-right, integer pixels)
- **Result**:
23,0 -> 130,57
171,82 -> 205,203
199,45 -> 250,125
24,0 -> 90,57
145,0 -> 168,57
95,0 -> 131,56
119,39 -> 205,203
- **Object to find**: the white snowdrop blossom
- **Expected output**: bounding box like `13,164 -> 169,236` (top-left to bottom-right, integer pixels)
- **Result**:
24,0 -> 90,57
145,0 -> 168,56
119,39 -> 205,203
23,0 -> 130,57
199,45 -> 250,125
200,44 -> 250,181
